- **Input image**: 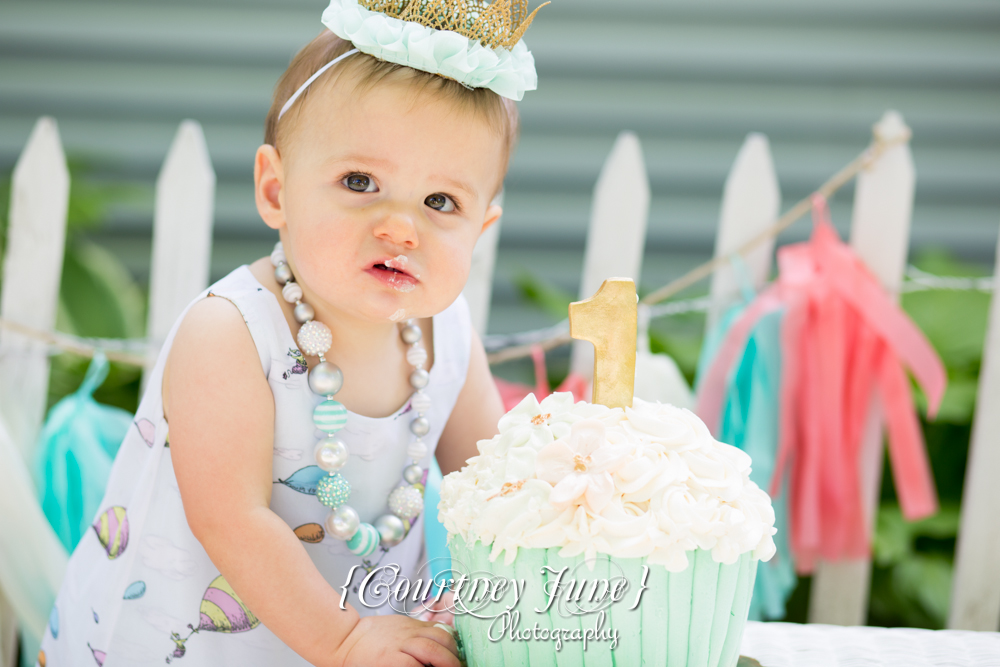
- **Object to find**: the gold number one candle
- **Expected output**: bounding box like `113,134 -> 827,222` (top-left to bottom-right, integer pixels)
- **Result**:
569,278 -> 637,409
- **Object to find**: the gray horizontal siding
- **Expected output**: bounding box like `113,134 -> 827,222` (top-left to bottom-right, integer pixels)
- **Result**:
2,0 -> 999,345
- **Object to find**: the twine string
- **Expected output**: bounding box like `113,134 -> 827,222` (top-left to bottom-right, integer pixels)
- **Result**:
2,128 -> 988,369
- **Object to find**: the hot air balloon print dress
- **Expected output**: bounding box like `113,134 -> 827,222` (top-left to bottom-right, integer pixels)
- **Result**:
37,265 -> 471,666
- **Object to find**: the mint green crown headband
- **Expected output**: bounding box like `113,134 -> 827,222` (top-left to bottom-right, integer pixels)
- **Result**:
279,0 -> 541,121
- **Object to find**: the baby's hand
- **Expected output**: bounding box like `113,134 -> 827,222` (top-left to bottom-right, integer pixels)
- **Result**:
332,613 -> 460,667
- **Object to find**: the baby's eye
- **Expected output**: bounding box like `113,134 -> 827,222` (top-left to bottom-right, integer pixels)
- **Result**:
344,173 -> 378,193
425,193 -> 455,212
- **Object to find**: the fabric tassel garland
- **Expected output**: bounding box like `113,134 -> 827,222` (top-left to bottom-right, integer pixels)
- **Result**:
697,194 -> 946,573
493,344 -> 589,410
695,260 -> 796,620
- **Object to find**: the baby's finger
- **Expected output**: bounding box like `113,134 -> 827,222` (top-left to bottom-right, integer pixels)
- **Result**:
416,623 -> 458,655
402,635 -> 462,667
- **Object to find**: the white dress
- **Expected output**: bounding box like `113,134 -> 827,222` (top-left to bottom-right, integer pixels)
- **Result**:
38,264 -> 471,666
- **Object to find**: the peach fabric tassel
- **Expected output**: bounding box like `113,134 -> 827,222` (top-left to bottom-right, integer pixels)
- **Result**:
697,194 -> 946,573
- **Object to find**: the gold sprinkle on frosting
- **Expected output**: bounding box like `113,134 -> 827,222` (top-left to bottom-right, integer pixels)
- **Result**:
487,479 -> 525,501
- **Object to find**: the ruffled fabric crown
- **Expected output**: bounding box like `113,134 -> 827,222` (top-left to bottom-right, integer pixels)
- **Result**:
321,0 -> 544,100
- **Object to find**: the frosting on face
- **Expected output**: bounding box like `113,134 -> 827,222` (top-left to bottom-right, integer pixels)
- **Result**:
438,393 -> 777,570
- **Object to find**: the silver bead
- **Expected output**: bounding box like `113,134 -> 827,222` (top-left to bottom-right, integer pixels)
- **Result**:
406,346 -> 427,368
410,416 -> 430,437
282,282 -> 303,303
403,464 -> 424,485
294,301 -> 315,324
270,243 -> 285,267
401,324 -> 422,344
407,439 -> 427,460
314,437 -> 349,472
409,368 -> 429,389
309,361 -> 343,396
274,262 -> 292,284
298,320 -> 332,356
411,391 -> 431,413
374,514 -> 406,547
389,486 -> 424,520
325,505 -> 361,541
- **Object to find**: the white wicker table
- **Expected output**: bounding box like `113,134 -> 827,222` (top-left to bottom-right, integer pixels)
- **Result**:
740,622 -> 1000,667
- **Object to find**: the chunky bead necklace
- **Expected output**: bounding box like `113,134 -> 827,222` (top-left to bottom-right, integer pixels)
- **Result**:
270,241 -> 429,556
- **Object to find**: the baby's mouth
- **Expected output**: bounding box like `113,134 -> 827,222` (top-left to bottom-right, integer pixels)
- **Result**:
368,261 -> 419,293
374,262 -> 406,275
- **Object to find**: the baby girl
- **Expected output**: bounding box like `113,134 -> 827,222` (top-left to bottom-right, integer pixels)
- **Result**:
38,1 -> 543,665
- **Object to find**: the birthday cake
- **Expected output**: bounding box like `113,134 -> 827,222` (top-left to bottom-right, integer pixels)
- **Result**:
438,392 -> 777,666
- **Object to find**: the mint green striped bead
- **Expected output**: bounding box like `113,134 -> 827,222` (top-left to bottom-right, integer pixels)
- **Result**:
314,399 -> 348,433
347,523 -> 379,557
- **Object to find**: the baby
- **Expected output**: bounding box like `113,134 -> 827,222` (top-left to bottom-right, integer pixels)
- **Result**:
37,2 -> 540,664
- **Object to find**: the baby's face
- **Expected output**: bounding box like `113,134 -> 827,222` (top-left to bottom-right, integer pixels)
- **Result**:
257,72 -> 505,324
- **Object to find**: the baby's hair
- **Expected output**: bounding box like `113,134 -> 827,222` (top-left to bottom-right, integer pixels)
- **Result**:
264,30 -> 521,186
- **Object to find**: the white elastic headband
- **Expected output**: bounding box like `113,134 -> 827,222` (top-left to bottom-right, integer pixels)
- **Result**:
277,48 -> 360,121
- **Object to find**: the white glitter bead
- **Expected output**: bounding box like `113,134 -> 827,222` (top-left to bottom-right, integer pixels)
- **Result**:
406,346 -> 427,368
407,439 -> 427,460
389,486 -> 424,520
411,391 -> 431,413
270,244 -> 285,267
297,320 -> 332,356
282,282 -> 303,303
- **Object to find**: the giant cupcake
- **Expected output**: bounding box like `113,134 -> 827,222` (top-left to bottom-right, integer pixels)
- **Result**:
438,391 -> 777,667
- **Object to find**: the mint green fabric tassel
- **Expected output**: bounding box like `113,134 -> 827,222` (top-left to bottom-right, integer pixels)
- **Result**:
696,267 -> 796,621
32,350 -> 133,552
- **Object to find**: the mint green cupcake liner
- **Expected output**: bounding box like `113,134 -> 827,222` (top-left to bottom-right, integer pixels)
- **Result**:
446,536 -> 757,667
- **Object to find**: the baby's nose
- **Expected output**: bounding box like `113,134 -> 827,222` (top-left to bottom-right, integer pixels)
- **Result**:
374,209 -> 419,248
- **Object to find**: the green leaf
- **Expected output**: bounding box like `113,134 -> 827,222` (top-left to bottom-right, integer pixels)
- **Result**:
914,372 -> 979,424
511,269 -> 574,321
902,251 -> 991,375
892,554 -> 953,627
56,238 -> 146,339
874,503 -> 960,567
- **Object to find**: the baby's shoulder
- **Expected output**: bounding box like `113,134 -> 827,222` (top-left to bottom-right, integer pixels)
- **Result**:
163,294 -> 269,424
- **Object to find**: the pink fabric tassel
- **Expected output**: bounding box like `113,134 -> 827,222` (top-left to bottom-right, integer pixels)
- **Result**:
696,194 -> 946,572
493,344 -> 590,411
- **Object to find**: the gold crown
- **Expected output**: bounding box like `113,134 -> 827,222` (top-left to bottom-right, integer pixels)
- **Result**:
359,0 -> 549,50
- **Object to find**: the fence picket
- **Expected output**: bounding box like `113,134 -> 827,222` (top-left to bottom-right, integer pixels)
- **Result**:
707,133 -> 781,328
808,111 -> 916,626
141,121 -> 215,392
949,218 -> 1000,631
462,191 -> 503,336
0,117 -> 70,667
570,132 -> 650,381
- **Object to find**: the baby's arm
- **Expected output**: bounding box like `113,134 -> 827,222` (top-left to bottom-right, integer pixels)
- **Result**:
436,328 -> 504,476
168,297 -> 460,667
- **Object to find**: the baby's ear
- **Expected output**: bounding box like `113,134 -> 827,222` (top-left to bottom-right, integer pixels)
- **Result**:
254,145 -> 286,230
481,204 -> 503,233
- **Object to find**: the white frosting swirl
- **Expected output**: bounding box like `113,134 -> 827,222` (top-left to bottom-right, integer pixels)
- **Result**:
439,394 -> 777,571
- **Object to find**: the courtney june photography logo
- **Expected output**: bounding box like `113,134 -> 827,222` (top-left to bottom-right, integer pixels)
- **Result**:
338,558 -> 653,651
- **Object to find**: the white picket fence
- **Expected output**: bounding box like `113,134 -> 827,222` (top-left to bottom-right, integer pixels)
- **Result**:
1,111 -> 999,664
